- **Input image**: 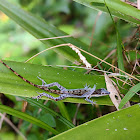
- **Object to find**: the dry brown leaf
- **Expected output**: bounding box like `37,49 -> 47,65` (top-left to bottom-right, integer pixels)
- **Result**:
104,73 -> 130,110
104,73 -> 122,110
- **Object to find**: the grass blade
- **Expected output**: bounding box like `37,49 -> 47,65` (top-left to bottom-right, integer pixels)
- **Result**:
0,104 -> 59,135
74,0 -> 140,25
22,97 -> 74,128
119,83 -> 140,109
0,0 -> 98,65
57,102 -> 71,122
104,0 -> 125,74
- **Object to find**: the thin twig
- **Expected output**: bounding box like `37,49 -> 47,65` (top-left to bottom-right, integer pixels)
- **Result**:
76,45 -> 140,81
26,43 -> 91,68
89,11 -> 102,48
73,103 -> 81,125
38,35 -> 74,40
138,0 -> 140,9
0,112 -> 6,129
25,44 -> 68,63
0,113 -> 27,140
26,43 -> 140,81
86,49 -> 116,74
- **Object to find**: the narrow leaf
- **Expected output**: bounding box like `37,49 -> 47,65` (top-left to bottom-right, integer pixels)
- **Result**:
119,83 -> 140,109
22,97 -> 74,128
57,102 -> 71,122
0,104 -> 59,135
104,1 -> 125,73
74,0 -> 140,25
0,0 -> 99,65
0,60 -> 112,105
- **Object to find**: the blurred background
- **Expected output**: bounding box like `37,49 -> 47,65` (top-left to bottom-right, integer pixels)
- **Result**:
0,0 -> 139,67
0,0 -> 139,139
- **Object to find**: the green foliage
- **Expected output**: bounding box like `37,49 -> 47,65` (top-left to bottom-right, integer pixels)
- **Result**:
0,60 -> 111,105
0,0 -> 139,139
74,0 -> 140,24
50,104 -> 140,140
119,83 -> 140,109
0,0 -> 96,64
0,104 -> 59,135
21,97 -> 75,128
104,0 -> 125,74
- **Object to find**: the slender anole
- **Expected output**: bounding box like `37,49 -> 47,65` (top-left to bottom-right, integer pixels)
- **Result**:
0,60 -> 110,104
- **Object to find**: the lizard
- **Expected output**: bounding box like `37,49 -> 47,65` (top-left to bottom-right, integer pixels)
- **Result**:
0,60 -> 110,104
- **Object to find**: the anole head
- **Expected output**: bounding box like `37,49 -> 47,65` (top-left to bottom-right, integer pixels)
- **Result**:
91,88 -> 110,97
